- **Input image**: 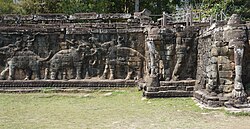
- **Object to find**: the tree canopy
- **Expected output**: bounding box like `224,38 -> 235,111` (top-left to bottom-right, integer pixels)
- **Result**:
189,0 -> 250,20
0,0 -> 249,19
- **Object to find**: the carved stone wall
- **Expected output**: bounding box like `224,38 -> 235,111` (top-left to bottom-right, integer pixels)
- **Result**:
195,15 -> 250,107
1,13 -> 250,108
0,13 -> 147,80
0,13 -> 199,82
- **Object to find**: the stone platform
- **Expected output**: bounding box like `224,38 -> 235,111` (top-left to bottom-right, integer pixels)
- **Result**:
0,79 -> 137,92
193,90 -> 228,107
194,90 -> 250,109
144,80 -> 196,98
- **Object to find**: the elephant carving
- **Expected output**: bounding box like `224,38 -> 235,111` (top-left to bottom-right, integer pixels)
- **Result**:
0,50 -> 51,80
45,43 -> 96,80
99,40 -> 145,80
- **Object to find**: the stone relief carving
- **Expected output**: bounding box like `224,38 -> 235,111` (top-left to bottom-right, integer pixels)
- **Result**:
44,42 -> 95,80
0,28 -> 198,82
99,37 -> 145,80
224,14 -> 248,103
0,36 -> 51,80
0,13 -> 249,108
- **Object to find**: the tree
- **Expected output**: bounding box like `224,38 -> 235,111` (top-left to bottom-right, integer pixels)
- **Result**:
189,0 -> 250,20
1,0 -> 248,20
140,0 -> 181,14
0,0 -> 21,14
13,0 -> 180,14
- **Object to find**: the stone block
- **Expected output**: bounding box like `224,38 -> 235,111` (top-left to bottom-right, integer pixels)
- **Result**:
210,57 -> 218,64
219,71 -> 234,78
223,85 -> 233,93
159,86 -> 177,91
224,28 -> 247,42
213,31 -> 223,41
220,78 -> 226,85
147,87 -> 159,92
207,100 -> 222,107
204,94 -> 219,101
176,86 -> 186,90
206,66 -> 211,72
218,46 -> 229,56
186,86 -> 194,91
208,71 -> 217,79
224,79 -> 233,85
218,63 -> 234,71
217,56 -> 230,64
216,41 -> 228,47
219,78 -> 233,85
211,47 -> 218,56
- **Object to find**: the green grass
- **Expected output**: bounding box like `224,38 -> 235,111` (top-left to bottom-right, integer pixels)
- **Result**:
0,88 -> 250,129
225,111 -> 250,116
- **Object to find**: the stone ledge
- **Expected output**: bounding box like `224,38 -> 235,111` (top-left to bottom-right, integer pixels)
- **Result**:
0,88 -> 123,93
144,80 -> 196,98
160,80 -> 196,86
194,90 -> 226,107
144,90 -> 193,98
0,80 -> 137,89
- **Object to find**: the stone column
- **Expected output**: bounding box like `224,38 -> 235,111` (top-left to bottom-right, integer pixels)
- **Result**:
172,30 -> 186,81
146,39 -> 157,76
143,27 -> 160,91
231,42 -> 247,102
224,14 -> 248,104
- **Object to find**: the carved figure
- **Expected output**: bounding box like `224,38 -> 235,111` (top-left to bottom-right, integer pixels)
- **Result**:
123,47 -> 145,80
144,26 -> 161,77
1,50 -> 51,80
0,44 -> 18,79
145,39 -> 158,76
23,35 -> 35,51
225,14 -> 248,103
45,43 -> 95,80
0,36 -> 50,80
171,27 -> 192,81
99,39 -> 145,80
100,39 -> 118,80
84,36 -> 101,78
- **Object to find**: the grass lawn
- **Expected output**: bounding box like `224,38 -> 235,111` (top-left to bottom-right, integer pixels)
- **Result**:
0,88 -> 250,129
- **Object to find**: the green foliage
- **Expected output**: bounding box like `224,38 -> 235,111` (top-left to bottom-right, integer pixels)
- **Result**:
0,0 -> 249,20
0,0 -> 21,14
141,0 -> 181,14
225,111 -> 250,116
189,0 -> 250,20
0,0 -> 180,15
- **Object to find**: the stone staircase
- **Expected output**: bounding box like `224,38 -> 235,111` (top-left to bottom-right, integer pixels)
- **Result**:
144,80 -> 196,98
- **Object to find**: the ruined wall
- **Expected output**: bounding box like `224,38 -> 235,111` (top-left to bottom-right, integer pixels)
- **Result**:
0,13 -> 200,82
195,15 -> 250,107
0,13 -> 145,80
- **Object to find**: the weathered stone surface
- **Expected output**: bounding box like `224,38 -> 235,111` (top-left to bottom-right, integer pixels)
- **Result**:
219,71 -> 234,78
145,90 -> 193,98
223,85 -> 234,93
0,80 -> 136,89
211,47 -> 218,56
210,57 -> 218,64
196,14 -> 250,108
0,13 -> 249,108
217,56 -> 230,64
218,46 -> 229,56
